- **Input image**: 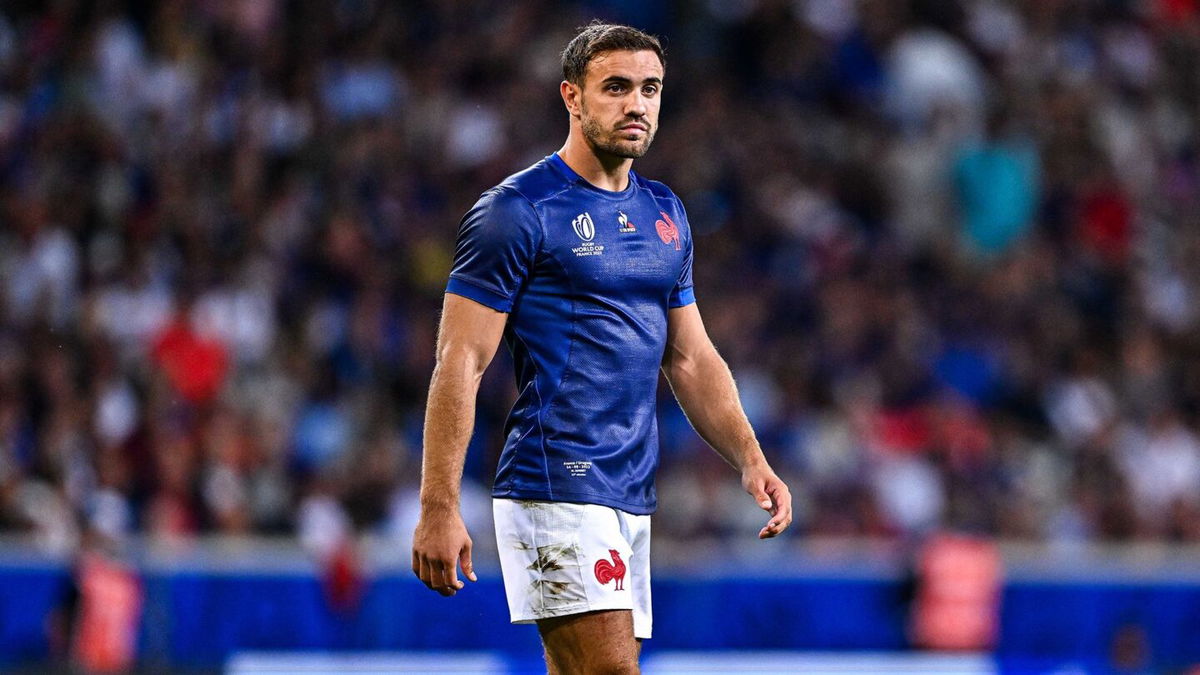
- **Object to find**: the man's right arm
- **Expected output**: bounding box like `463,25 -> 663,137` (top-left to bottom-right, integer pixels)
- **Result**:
412,292 -> 508,596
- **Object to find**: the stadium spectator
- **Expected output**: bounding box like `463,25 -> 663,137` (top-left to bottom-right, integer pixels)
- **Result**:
0,0 -> 1199,557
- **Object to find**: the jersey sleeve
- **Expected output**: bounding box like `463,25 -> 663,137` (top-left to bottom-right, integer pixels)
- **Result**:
446,187 -> 542,313
668,200 -> 696,308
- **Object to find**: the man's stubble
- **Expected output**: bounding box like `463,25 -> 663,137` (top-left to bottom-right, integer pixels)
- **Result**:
579,101 -> 656,160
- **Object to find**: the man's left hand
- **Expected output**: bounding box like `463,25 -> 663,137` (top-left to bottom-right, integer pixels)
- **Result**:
742,463 -> 793,539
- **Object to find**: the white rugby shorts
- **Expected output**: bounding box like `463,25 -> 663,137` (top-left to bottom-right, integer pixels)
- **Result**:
493,498 -> 652,639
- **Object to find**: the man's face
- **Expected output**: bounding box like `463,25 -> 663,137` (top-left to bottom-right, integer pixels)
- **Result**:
575,49 -> 664,159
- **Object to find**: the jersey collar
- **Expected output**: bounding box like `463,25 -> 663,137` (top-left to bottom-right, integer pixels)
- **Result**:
548,153 -> 637,200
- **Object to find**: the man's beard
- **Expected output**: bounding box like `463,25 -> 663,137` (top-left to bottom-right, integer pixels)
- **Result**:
581,109 -> 655,159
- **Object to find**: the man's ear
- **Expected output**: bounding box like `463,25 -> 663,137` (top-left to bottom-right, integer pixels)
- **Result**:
560,80 -> 581,118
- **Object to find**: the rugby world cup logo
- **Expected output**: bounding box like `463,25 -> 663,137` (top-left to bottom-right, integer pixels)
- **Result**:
572,212 -> 595,242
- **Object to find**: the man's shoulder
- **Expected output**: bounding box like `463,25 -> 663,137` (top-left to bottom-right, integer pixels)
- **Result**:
631,172 -> 682,206
490,156 -> 573,208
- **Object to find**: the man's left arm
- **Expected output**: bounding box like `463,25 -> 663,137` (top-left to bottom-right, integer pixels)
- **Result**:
661,303 -> 793,539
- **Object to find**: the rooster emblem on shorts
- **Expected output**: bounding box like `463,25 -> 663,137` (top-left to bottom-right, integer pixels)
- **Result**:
594,550 -> 626,590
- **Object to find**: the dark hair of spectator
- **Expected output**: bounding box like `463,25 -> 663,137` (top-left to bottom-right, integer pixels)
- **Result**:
561,21 -> 665,85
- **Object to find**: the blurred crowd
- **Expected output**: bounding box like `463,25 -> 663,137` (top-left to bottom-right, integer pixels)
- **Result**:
2,0 -> 1200,565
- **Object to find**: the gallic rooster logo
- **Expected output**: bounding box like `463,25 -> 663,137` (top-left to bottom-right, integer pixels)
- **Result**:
655,211 -> 681,251
594,549 -> 626,590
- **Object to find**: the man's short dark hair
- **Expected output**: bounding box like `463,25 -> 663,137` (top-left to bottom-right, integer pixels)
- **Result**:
561,21 -> 665,85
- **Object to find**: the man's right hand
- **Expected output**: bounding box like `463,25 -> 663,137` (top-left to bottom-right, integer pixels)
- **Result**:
412,507 -> 477,596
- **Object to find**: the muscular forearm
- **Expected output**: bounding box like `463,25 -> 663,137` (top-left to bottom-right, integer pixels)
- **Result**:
663,346 -> 766,472
420,356 -> 484,509
663,327 -> 793,539
413,294 -> 504,595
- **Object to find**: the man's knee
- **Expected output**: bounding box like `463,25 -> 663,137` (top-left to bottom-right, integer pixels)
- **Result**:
544,640 -> 639,675
545,651 -> 637,675
588,661 -> 638,675
591,657 -> 639,675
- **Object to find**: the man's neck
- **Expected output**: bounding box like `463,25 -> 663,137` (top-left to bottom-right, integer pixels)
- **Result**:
557,133 -> 633,192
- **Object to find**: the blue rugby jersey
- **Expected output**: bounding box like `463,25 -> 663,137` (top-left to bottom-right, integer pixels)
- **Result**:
446,153 -> 695,514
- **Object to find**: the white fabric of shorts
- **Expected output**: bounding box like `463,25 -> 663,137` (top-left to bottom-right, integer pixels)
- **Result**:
493,498 -> 652,639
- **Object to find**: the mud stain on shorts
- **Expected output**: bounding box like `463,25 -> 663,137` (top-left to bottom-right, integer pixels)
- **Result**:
527,543 -> 573,572
527,542 -> 586,610
531,579 -> 573,597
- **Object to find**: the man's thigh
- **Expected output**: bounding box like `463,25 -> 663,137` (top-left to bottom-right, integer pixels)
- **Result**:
538,609 -> 639,675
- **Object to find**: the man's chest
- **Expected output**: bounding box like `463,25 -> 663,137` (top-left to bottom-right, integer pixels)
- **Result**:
537,199 -> 685,295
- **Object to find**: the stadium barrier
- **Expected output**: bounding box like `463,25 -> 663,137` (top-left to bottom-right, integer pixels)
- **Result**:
0,536 -> 1198,671
226,650 -> 998,674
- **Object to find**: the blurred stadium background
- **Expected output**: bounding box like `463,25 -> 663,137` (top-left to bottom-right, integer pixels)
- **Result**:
2,0 -> 1200,672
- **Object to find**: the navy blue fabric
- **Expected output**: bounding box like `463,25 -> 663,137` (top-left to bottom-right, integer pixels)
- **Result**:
447,154 -> 695,514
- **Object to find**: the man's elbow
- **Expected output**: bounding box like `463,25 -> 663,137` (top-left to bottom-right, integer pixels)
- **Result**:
435,342 -> 491,380
662,350 -> 705,384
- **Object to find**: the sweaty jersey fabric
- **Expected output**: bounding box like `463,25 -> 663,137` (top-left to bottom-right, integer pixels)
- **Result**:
446,153 -> 695,514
